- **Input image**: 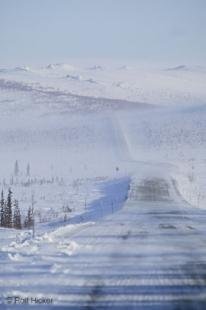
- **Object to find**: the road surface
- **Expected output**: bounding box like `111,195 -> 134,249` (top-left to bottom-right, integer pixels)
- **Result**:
1,177 -> 206,309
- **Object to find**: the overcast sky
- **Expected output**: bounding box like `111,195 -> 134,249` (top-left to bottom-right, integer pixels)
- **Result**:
0,0 -> 206,65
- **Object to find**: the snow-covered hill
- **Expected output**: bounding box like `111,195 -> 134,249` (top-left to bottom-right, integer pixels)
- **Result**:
0,62 -> 205,210
1,62 -> 206,106
0,61 -> 205,216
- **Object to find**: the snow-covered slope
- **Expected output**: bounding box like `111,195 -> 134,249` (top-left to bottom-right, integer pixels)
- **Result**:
1,62 -> 206,105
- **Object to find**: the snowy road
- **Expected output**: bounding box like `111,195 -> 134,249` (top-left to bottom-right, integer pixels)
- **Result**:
1,177 -> 206,309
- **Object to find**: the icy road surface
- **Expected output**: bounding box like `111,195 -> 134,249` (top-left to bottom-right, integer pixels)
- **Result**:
1,177 -> 206,309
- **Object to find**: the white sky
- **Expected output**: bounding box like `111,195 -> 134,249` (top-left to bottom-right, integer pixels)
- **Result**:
0,0 -> 206,65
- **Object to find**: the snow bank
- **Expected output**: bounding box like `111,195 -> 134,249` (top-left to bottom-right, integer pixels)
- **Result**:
172,171 -> 206,209
44,222 -> 95,241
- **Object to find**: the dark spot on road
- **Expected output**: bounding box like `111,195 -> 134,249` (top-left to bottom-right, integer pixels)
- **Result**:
121,230 -> 131,240
187,225 -> 195,230
86,282 -> 104,309
159,223 -> 176,229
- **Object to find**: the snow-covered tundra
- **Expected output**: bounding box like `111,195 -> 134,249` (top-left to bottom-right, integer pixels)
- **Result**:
0,62 -> 206,309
